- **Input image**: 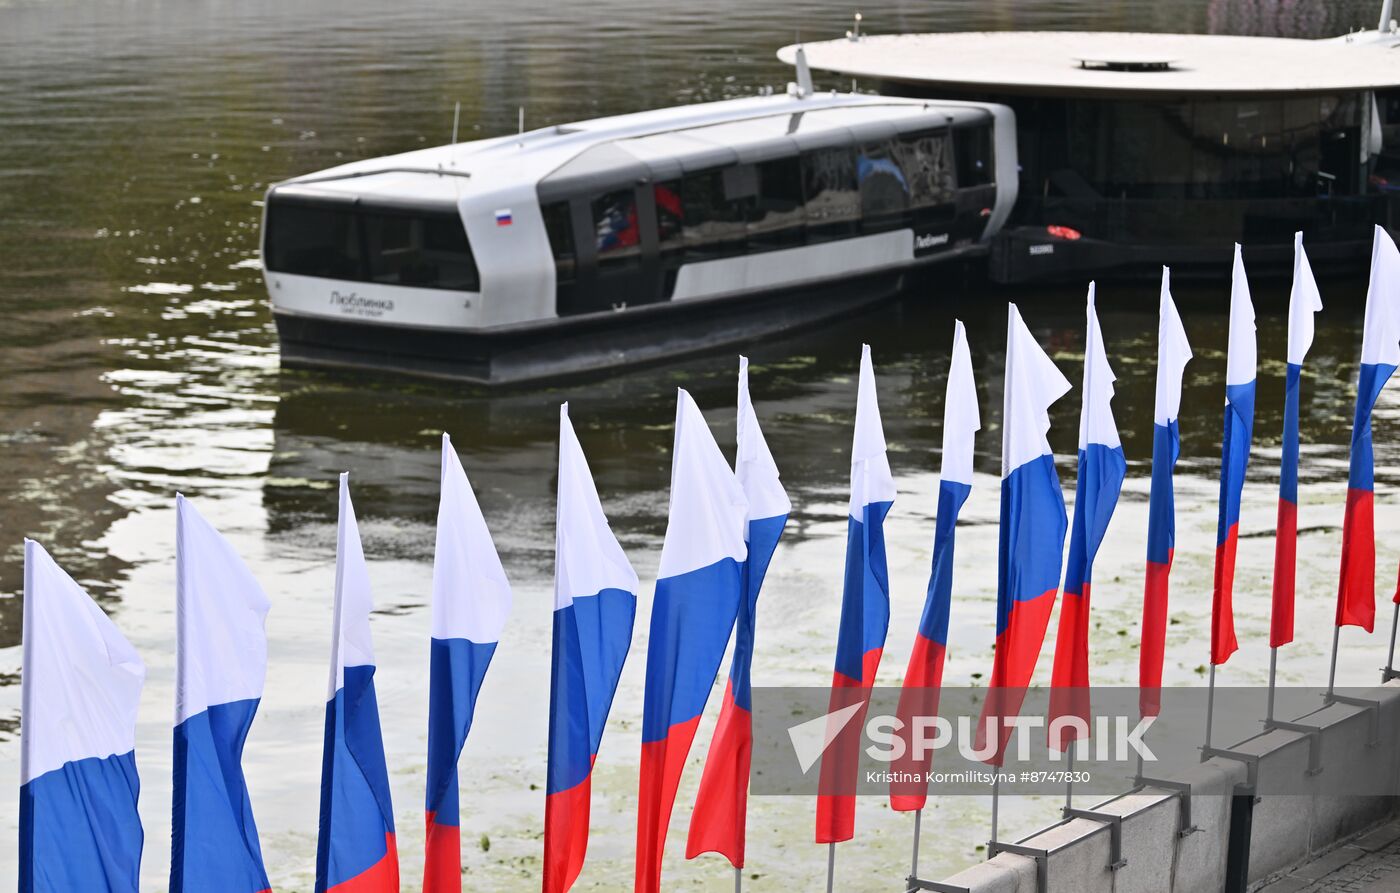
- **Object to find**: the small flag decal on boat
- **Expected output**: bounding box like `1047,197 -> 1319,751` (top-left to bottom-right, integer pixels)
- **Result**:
494,209 -> 512,226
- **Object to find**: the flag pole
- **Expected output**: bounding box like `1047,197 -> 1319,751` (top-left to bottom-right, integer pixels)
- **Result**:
990,774 -> 1001,844
826,842 -> 836,893
1266,646 -> 1278,723
910,808 -> 922,880
1327,625 -> 1340,698
1386,602 -> 1400,682
1205,663 -> 1217,751
734,866 -> 742,893
1065,748 -> 1075,811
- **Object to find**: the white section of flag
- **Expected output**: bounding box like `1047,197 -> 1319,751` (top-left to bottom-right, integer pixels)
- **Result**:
1287,232 -> 1323,366
657,389 -> 749,580
737,356 -> 791,525
21,539 -> 145,785
1225,244 -> 1257,388
848,343 -> 898,518
1002,304 -> 1073,476
175,494 -> 270,725
1079,282 -> 1122,450
555,403 -> 639,610
432,433 -> 512,643
1360,225 -> 1400,367
329,473 -> 375,699
1154,267 -> 1193,426
940,320 -> 981,487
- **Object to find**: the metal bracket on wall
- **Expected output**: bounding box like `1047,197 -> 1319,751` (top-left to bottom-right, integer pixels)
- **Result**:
1264,718 -> 1326,775
1133,776 -> 1200,838
905,877 -> 971,893
986,840 -> 1049,893
1323,692 -> 1382,746
1382,666 -> 1400,684
1062,807 -> 1128,870
1201,745 -> 1261,791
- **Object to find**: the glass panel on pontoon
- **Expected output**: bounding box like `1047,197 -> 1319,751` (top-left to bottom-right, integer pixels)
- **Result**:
541,201 -> 576,283
953,124 -> 994,187
592,189 -> 642,269
897,128 -> 956,226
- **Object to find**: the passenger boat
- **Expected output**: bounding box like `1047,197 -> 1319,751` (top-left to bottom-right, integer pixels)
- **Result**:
261,82 -> 1015,384
781,12 -> 1400,284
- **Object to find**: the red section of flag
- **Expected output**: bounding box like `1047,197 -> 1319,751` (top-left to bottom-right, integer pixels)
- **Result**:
1271,499 -> 1298,647
1139,555 -> 1172,718
1211,524 -> 1240,665
635,715 -> 703,893
685,682 -> 751,868
814,648 -> 882,844
1337,488 -> 1377,631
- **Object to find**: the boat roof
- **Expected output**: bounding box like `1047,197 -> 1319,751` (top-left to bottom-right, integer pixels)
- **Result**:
778,31 -> 1400,98
270,92 -> 996,210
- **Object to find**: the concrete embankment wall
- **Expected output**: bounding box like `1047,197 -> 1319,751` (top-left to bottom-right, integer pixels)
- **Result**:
933,681 -> 1400,893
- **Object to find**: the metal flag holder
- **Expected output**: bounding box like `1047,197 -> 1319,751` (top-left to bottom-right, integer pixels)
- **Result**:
1324,625 -> 1384,746
1384,601 -> 1400,683
1264,640 -> 1327,775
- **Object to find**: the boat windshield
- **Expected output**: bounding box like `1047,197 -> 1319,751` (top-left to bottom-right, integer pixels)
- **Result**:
263,196 -> 481,291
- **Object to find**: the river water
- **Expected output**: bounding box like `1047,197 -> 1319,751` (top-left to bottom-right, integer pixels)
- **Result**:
0,0 -> 1396,889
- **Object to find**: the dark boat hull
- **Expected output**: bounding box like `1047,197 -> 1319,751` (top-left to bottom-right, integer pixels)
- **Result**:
274,265 -> 921,386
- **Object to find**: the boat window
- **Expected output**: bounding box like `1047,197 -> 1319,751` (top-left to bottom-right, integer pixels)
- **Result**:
748,156 -> 806,249
897,130 -> 956,208
857,141 -> 911,232
361,211 -> 480,290
541,201 -> 576,283
264,198 -> 481,291
655,181 -> 685,296
592,189 -> 642,269
264,202 -> 362,280
953,125 -> 995,188
680,168 -> 748,261
802,147 -> 860,243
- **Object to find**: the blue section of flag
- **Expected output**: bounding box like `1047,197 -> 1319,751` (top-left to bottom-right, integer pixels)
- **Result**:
832,501 -> 894,683
1348,362 -> 1397,492
424,637 -> 498,826
1145,421 -> 1181,566
728,513 -> 788,712
996,454 -> 1068,637
1062,443 -> 1127,597
546,587 -> 636,795
316,664 -> 395,891
20,751 -> 142,893
1216,381 -> 1257,546
917,481 -> 970,647
1279,364 -> 1303,505
640,558 -> 742,744
171,698 -> 270,893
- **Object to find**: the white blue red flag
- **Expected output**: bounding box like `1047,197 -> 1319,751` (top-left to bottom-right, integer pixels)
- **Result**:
170,494 -> 273,893
979,305 -> 1072,765
20,539 -> 146,893
1211,245 -> 1256,666
1271,234 -> 1322,648
889,322 -> 979,811
1139,268 -> 1192,717
816,344 -> 897,843
687,356 -> 791,867
635,390 -> 748,893
1049,284 -> 1126,749
544,404 -> 638,893
316,474 -> 398,892
1338,226 -> 1400,631
424,433 -> 512,893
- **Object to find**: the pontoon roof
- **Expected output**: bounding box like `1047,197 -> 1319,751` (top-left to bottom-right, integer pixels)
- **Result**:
778,31 -> 1400,98
270,93 -> 994,208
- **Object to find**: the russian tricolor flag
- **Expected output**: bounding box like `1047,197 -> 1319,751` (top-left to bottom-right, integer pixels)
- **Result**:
1049,284 -> 1126,750
1211,245 -> 1256,667
979,304 -> 1071,765
316,474 -> 398,892
424,433 -> 512,893
1139,269 -> 1192,718
1271,234 -> 1323,648
889,322 -> 979,811
544,404 -> 638,893
20,539 -> 146,893
635,390 -> 748,893
170,495 -> 273,893
687,356 -> 791,867
1337,226 -> 1400,632
815,344 -> 897,844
